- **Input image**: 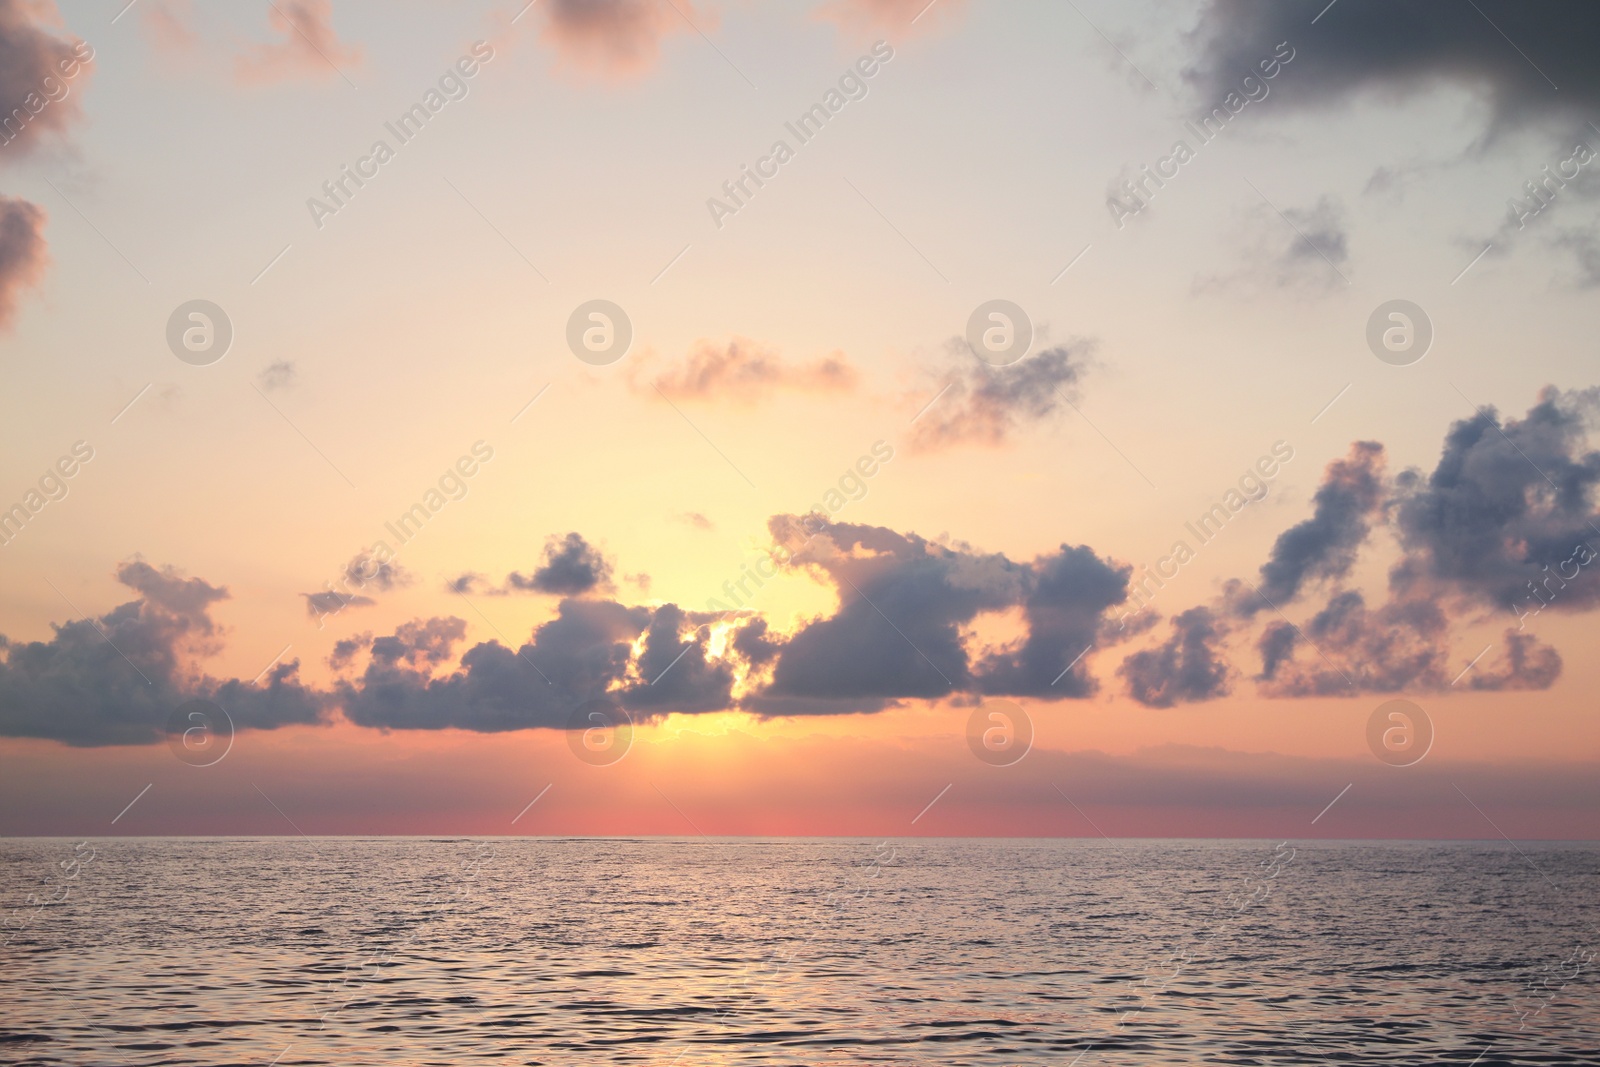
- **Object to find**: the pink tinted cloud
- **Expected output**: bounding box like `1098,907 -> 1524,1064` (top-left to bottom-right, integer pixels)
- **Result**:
138,0 -> 199,59
0,195 -> 47,330
0,0 -> 94,158
814,0 -> 964,37
641,337 -> 859,405
234,0 -> 361,86
537,0 -> 708,81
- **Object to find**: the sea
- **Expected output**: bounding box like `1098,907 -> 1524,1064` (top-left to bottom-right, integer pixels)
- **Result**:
1,838 -> 1596,1066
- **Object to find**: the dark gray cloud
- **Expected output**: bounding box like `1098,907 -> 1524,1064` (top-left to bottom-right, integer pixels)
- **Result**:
0,561 -> 322,745
1187,1 -> 1600,135
910,343 -> 1089,452
743,514 -> 1129,715
1255,620 -> 1297,683
1390,387 -> 1600,612
257,359 -> 296,391
303,589 -> 373,616
1258,591 -> 1447,696
301,549 -> 411,617
445,572 -> 483,595
117,559 -> 229,634
338,600 -> 642,732
344,549 -> 410,593
974,544 -> 1131,698
731,617 -> 780,669
747,516 -> 1023,712
328,632 -> 372,670
620,604 -> 734,714
0,195 -> 46,330
336,596 -> 731,731
506,532 -> 615,596
1257,590 -> 1562,695
370,617 -> 465,667
1230,440 -> 1386,614
1119,606 -> 1232,708
1469,630 -> 1562,691
1221,392 -> 1597,696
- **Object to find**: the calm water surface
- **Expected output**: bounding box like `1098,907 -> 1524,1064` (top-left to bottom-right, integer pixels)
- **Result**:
1,838 -> 1596,1066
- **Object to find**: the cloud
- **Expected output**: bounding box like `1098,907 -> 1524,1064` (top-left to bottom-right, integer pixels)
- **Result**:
1553,225 -> 1600,288
336,515 -> 1132,726
740,514 -> 1129,715
117,559 -> 229,636
0,561 -> 322,745
343,550 -> 410,593
139,0 -> 198,58
257,359 -> 296,391
620,603 -> 734,713
508,532 -> 615,596
1390,387 -> 1600,613
1255,619 -> 1297,682
301,550 -> 412,617
338,601 -> 637,732
0,0 -> 93,158
1188,391 -> 1596,700
369,617 -> 468,668
446,572 -> 485,595
450,536 -> 615,598
1119,606 -> 1232,707
677,511 -> 714,531
1186,1 -> 1600,136
731,617 -> 780,669
639,338 -> 858,405
814,0 -> 965,36
745,515 -> 1024,713
328,631 -> 371,670
1257,590 -> 1447,696
235,0 -> 361,86
335,596 -> 731,732
0,3 -> 93,332
1260,197 -> 1350,285
1230,440 -> 1386,614
974,544 -> 1132,698
1468,629 -> 1562,691
909,342 -> 1089,452
537,0 -> 702,81
0,195 -> 46,330
304,589 -> 373,617
1195,196 -> 1351,294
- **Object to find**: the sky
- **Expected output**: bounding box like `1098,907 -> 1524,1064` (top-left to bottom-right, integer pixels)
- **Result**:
1,0 -> 1598,838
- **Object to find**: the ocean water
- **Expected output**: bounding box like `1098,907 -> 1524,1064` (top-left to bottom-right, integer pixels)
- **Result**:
1,838 -> 1596,1066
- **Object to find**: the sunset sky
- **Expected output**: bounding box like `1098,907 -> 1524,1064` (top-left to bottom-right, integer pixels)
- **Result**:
2,0 -> 1598,838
